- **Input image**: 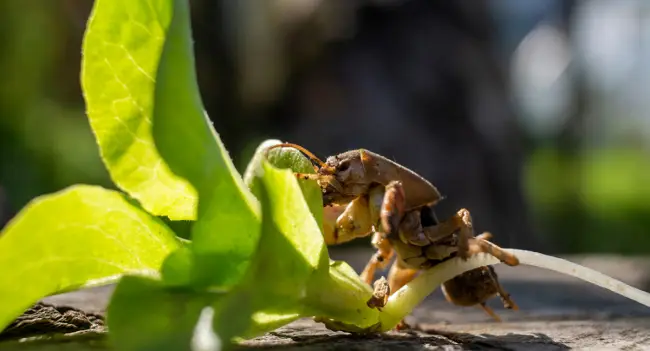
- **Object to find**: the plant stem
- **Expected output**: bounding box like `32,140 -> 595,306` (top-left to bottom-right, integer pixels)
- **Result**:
304,260 -> 381,330
378,249 -> 650,331
378,254 -> 500,330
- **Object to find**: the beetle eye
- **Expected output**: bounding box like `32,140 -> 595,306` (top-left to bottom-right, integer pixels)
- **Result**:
338,162 -> 350,172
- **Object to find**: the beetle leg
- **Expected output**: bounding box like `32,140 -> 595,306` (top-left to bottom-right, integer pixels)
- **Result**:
421,210 -> 467,243
387,257 -> 420,294
422,209 -> 518,266
467,233 -> 519,266
360,231 -> 395,285
379,181 -> 407,240
325,196 -> 374,245
361,185 -> 403,284
366,180 -> 422,286
479,303 -> 502,322
397,210 -> 430,246
324,191 -> 395,287
362,182 -> 418,303
484,264 -> 519,311
416,208 -> 471,260
458,212 -> 519,266
322,205 -> 347,245
475,232 -> 492,241
453,209 -> 473,261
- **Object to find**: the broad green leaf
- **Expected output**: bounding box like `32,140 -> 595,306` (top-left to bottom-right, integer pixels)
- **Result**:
242,143 -> 382,329
81,0 -> 197,220
148,0 -> 260,287
212,160 -> 327,341
0,185 -> 181,331
82,0 -> 262,288
253,160 -> 327,291
160,246 -> 194,287
107,274 -> 222,351
212,159 -> 382,341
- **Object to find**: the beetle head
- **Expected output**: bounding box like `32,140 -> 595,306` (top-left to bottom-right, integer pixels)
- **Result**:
321,149 -> 375,206
265,143 -> 373,206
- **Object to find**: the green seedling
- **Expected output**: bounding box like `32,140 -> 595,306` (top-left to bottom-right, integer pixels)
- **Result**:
2,1 -> 650,351
0,0 -> 381,348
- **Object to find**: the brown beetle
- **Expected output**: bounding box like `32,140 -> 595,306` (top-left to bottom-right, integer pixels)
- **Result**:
266,143 -> 519,324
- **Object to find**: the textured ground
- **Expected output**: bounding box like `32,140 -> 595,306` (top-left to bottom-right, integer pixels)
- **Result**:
4,248 -> 650,350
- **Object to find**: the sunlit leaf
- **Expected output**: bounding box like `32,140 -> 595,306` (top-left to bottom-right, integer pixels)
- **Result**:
78,0 -> 380,345
254,160 -> 327,286
147,0 -> 261,288
213,159 -> 384,341
212,159 -> 327,341
81,0 -> 198,220
0,185 -> 181,331
82,0 -> 263,288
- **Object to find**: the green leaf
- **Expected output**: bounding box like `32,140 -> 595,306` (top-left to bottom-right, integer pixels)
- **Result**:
107,274 -> 222,351
213,159 -> 327,341
243,139 -> 323,228
255,160 -> 327,287
214,160 -> 383,340
81,0 -> 198,220
82,0 -> 262,288
265,145 -> 324,229
147,0 -> 261,288
0,185 -> 181,331
160,246 -> 194,287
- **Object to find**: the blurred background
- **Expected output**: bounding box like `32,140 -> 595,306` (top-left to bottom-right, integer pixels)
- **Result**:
1,0 -> 650,255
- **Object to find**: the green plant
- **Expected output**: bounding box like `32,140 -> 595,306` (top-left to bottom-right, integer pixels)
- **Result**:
0,0 -> 384,348
2,1 -> 650,350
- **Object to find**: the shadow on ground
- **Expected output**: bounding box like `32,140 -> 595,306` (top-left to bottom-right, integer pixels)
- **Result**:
240,321 -> 569,350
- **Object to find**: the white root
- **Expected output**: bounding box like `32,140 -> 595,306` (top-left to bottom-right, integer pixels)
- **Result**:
379,249 -> 650,330
507,249 -> 650,307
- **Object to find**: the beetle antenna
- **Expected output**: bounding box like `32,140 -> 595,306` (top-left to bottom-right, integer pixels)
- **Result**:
266,143 -> 327,169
